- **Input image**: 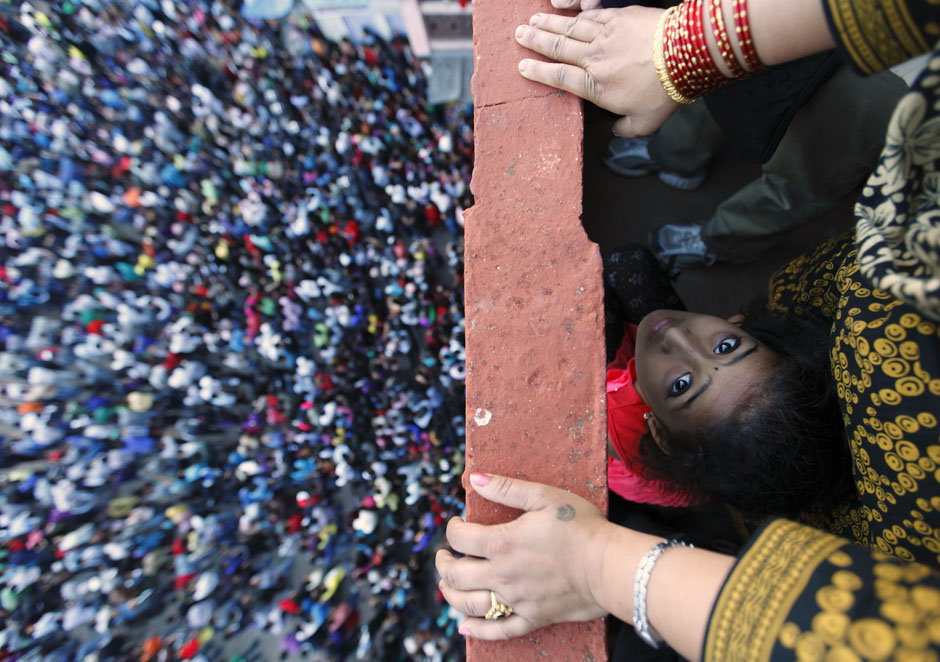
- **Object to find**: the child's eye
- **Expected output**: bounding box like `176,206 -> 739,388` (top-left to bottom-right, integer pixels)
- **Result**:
714,337 -> 740,355
670,374 -> 691,396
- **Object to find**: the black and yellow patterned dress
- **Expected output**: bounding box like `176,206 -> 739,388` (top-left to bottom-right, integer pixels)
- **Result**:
704,2 -> 940,660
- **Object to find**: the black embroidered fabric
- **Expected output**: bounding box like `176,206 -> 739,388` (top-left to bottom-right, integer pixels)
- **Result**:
604,245 -> 686,363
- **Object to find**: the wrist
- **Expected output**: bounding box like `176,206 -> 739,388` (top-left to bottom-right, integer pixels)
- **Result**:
584,521 -> 661,620
580,520 -> 612,614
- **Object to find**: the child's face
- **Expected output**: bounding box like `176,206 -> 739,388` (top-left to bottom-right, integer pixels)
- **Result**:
633,310 -> 778,434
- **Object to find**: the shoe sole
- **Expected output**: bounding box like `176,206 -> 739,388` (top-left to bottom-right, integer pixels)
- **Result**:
602,155 -> 706,191
601,154 -> 654,178
657,170 -> 706,191
648,228 -> 714,277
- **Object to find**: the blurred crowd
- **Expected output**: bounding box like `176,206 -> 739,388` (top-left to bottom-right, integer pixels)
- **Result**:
0,0 -> 471,660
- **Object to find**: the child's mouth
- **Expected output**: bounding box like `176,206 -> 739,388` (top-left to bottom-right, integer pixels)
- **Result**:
648,317 -> 672,341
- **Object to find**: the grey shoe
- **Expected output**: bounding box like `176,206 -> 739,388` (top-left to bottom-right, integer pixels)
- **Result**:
602,137 -> 707,191
649,224 -> 716,276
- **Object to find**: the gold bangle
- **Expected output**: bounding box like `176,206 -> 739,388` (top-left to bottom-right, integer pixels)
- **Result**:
652,7 -> 694,104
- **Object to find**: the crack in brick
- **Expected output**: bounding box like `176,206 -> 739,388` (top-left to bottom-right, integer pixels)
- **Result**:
475,89 -> 563,109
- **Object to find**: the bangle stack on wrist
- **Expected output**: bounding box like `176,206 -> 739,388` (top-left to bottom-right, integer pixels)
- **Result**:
652,0 -> 764,104
667,0 -> 729,100
632,538 -> 693,649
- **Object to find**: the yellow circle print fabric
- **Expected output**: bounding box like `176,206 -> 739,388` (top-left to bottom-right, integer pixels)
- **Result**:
771,546 -> 940,662
769,233 -> 940,568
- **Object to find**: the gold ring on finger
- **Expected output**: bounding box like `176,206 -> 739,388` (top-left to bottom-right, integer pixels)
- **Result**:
484,590 -> 513,620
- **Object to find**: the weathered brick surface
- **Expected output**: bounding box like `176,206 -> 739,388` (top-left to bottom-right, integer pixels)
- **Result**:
470,0 -> 575,108
463,1 -> 608,659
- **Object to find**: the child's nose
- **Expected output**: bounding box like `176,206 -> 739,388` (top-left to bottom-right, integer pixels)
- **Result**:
661,326 -> 696,354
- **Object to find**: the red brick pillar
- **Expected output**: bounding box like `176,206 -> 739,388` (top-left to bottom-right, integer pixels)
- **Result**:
463,0 -> 609,659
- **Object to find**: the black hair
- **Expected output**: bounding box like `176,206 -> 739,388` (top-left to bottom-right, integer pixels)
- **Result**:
638,306 -> 854,519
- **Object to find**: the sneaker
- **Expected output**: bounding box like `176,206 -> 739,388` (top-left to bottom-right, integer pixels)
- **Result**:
649,224 -> 716,276
602,136 -> 707,191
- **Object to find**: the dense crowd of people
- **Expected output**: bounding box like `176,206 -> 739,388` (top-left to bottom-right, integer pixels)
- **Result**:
0,1 -> 472,660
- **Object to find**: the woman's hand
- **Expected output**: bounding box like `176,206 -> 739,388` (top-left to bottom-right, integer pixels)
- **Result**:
549,0 -> 603,10
514,6 -> 679,137
435,473 -> 611,640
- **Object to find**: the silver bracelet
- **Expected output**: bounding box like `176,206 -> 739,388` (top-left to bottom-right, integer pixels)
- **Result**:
632,538 -> 692,649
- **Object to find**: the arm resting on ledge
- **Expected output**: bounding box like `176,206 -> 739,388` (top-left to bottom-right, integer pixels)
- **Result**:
436,474 -> 940,662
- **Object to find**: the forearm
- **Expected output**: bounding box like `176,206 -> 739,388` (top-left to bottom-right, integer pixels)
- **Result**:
437,474 -> 737,648
647,545 -> 736,661
744,0 -> 939,74
588,523 -> 735,662
747,0 -> 835,66
701,0 -> 834,77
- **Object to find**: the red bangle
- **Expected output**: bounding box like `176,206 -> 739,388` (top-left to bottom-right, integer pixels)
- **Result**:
654,7 -> 694,103
671,0 -> 701,89
707,0 -> 744,77
686,0 -> 717,90
664,0 -> 727,99
664,6 -> 699,96
732,0 -> 764,71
